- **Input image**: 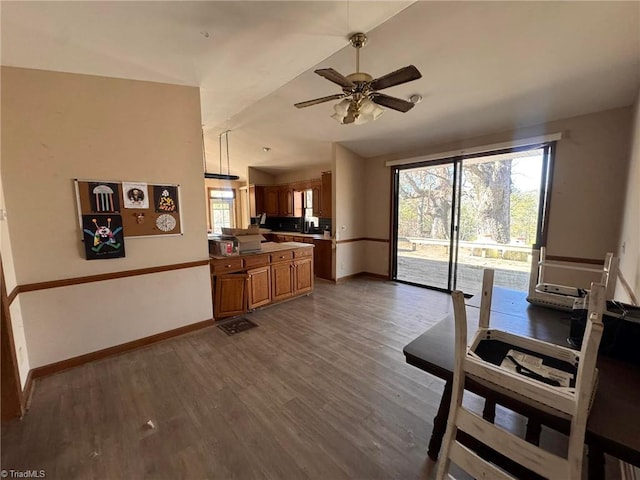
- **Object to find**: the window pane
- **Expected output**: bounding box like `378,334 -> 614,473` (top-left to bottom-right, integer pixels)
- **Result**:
210,199 -> 234,234
209,189 -> 234,199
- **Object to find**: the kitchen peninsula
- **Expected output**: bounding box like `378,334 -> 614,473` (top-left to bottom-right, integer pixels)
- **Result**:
263,232 -> 332,281
210,242 -> 313,320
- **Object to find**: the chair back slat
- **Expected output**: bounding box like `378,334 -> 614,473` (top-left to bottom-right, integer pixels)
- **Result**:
455,407 -> 567,479
449,441 -> 516,480
478,269 -> 494,329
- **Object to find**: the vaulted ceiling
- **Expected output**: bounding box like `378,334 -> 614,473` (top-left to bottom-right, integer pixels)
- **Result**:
3,1 -> 639,180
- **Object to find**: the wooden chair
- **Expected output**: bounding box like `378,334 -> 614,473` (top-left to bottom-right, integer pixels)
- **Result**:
435,269 -> 605,480
526,246 -> 617,311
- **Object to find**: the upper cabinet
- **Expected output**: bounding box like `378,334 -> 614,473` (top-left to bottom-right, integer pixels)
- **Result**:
249,171 -> 332,218
264,187 -> 279,216
311,182 -> 322,217
278,187 -> 294,217
249,185 -> 265,217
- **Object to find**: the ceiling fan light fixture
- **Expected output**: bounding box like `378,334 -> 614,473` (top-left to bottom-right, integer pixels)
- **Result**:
294,32 -> 422,123
332,97 -> 383,125
360,97 -> 384,116
331,99 -> 352,123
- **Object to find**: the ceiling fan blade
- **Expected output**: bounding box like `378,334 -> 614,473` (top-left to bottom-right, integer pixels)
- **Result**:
370,65 -> 422,91
294,94 -> 345,109
315,68 -> 355,89
370,93 -> 415,113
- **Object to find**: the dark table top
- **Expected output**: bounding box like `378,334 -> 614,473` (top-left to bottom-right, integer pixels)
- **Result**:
403,287 -> 640,466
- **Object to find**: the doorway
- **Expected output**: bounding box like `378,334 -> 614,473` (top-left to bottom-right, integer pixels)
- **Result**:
391,144 -> 553,294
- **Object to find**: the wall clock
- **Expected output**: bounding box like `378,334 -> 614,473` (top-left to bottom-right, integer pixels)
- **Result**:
155,213 -> 176,232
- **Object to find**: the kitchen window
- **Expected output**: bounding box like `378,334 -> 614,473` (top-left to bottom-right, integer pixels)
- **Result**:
208,188 -> 236,234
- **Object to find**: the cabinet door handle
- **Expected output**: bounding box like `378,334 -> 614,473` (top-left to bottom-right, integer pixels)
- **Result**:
226,264 -> 231,268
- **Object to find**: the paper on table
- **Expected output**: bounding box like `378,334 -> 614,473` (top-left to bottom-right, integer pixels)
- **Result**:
500,349 -> 573,387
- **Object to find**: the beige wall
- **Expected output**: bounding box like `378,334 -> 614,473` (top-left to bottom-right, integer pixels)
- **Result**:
334,144 -> 367,279
1,67 -> 213,368
616,90 -> 640,303
274,165 -> 330,185
18,267 -> 211,367
363,155 -> 392,275
363,107 -> 633,282
248,167 -> 276,186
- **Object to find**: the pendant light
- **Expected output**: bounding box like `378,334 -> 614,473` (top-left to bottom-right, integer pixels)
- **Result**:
203,128 -> 239,180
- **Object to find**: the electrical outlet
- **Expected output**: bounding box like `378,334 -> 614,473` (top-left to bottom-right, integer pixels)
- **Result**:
18,346 -> 24,365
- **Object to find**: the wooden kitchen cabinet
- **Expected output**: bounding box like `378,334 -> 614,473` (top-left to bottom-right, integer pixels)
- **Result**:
271,260 -> 293,302
264,187 -> 279,216
214,273 -> 248,319
279,187 -> 294,216
210,243 -> 314,320
311,181 -> 322,217
320,171 -> 332,218
313,239 -> 333,280
247,266 -> 271,309
293,256 -> 314,294
249,185 -> 265,217
210,257 -> 244,275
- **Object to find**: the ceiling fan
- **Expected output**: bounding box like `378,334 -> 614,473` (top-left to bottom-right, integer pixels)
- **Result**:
294,32 -> 422,125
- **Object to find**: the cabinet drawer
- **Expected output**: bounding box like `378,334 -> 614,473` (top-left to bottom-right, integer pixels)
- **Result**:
211,257 -> 244,274
243,253 -> 270,269
270,250 -> 293,263
294,247 -> 313,258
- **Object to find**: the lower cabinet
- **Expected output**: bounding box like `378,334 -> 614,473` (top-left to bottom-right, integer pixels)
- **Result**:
271,260 -> 294,302
313,239 -> 332,280
247,266 -> 271,309
214,273 -> 248,319
294,257 -> 313,294
212,246 -> 314,320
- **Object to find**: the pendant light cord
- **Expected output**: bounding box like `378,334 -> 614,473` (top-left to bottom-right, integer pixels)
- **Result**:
216,130 -> 233,175
226,131 -> 231,175
219,132 -> 223,175
202,128 -> 206,173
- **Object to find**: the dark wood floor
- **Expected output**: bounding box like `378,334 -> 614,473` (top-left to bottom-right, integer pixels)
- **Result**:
1,278 -> 622,479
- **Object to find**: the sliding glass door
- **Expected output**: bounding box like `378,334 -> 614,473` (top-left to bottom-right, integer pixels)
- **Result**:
391,145 -> 552,294
393,161 -> 458,290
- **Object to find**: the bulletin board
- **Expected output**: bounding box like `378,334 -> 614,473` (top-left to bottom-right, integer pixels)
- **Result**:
74,179 -> 183,239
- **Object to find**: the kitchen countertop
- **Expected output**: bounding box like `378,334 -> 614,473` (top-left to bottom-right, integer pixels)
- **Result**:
209,241 -> 313,260
266,230 -> 332,240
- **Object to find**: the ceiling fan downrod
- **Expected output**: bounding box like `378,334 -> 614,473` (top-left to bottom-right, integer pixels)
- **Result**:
346,33 -> 372,86
350,32 -> 367,74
